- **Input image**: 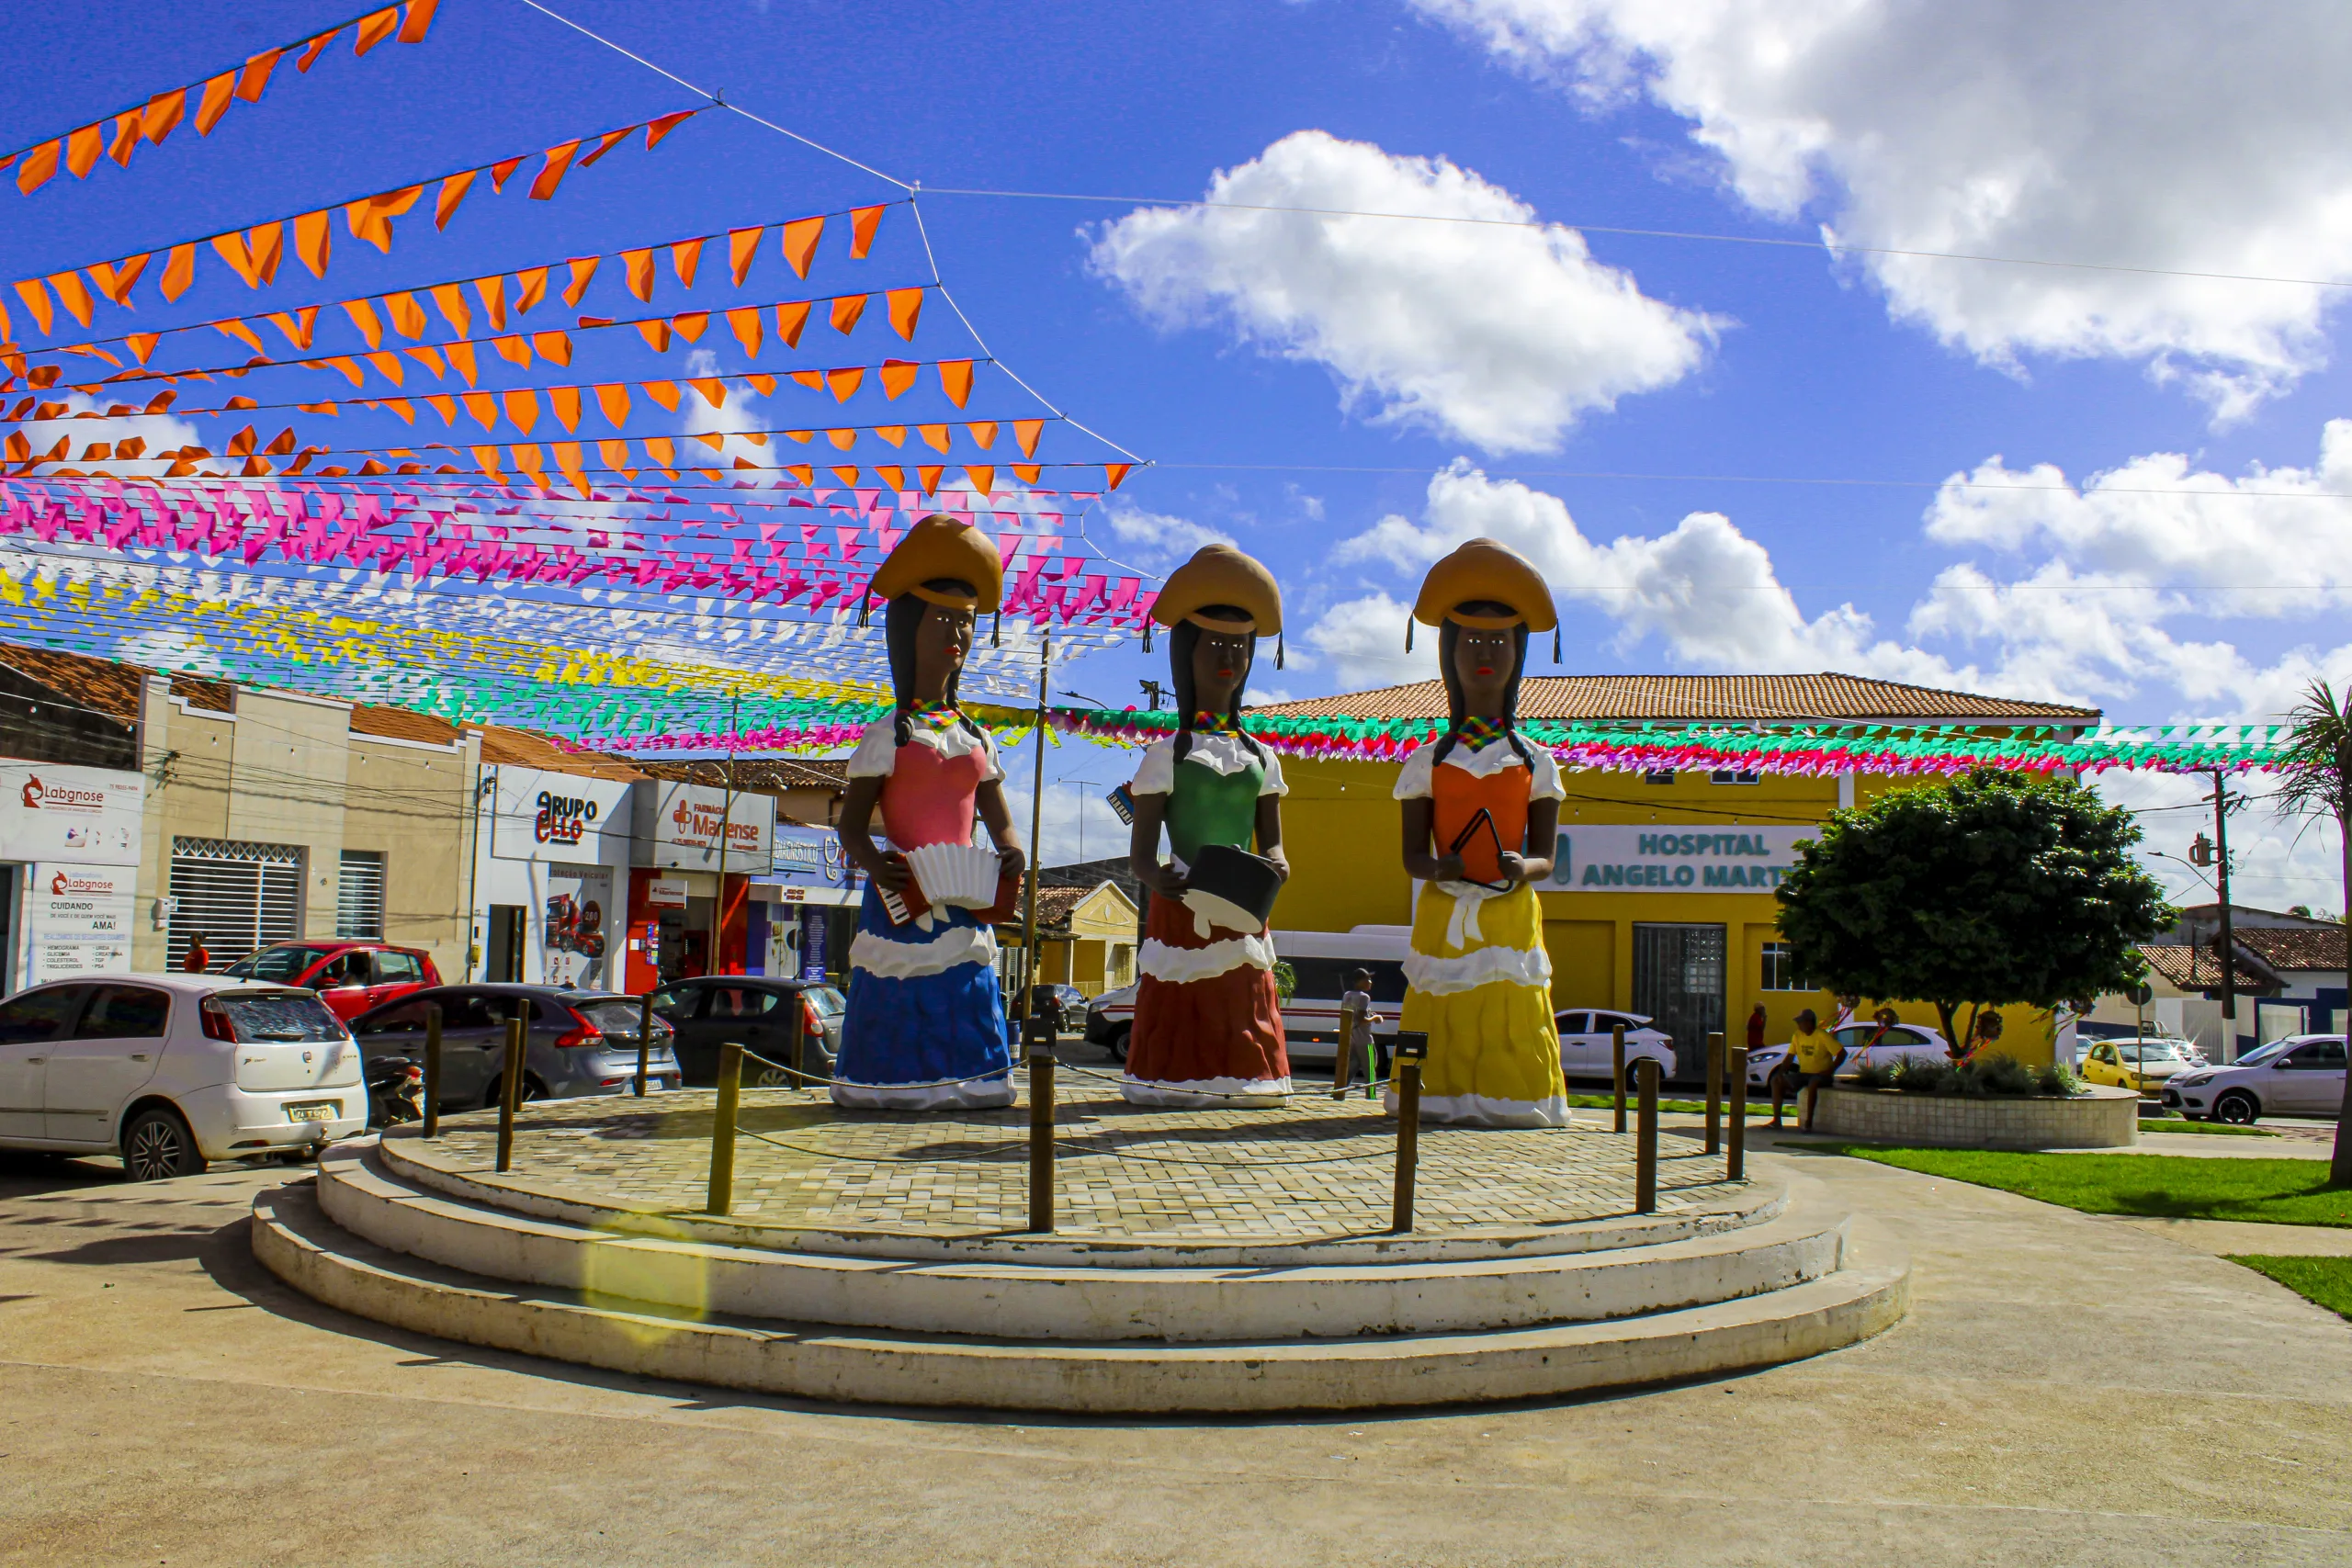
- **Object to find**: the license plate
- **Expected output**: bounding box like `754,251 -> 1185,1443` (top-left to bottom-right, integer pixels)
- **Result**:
286,1101 -> 337,1123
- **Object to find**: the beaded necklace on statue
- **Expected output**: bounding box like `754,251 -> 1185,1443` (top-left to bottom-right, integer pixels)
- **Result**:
907,701 -> 962,731
1191,710 -> 1238,734
1457,715 -> 1509,749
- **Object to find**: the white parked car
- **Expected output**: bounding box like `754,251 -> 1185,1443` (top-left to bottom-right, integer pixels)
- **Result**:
0,974 -> 368,1179
1553,1009 -> 1678,1083
2162,1033 -> 2346,1123
1747,1020 -> 1955,1091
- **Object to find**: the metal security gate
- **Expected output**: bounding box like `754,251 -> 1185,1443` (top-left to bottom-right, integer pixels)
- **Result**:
1633,923 -> 1725,1086
169,838 -> 303,971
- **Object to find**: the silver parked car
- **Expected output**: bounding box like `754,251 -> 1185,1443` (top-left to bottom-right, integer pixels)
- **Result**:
2162,1033 -> 2346,1123
349,984 -> 680,1111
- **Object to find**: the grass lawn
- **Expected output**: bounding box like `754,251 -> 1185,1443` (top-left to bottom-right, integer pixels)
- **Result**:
2141,1119 -> 2278,1138
1824,1146 -> 2352,1227
1563,1092 -> 1770,1118
2229,1255 -> 2352,1320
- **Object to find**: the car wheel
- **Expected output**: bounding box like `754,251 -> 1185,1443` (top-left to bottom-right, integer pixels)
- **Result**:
2214,1090 -> 2261,1125
1108,1025 -> 1130,1065
120,1106 -> 204,1182
751,1064 -> 795,1088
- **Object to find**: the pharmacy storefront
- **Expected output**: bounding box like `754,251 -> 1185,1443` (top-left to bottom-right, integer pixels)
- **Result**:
475,766 -> 635,988
749,823 -> 863,981
0,761 -> 144,990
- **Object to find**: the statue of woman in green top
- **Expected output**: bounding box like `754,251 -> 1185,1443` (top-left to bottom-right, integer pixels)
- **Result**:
1122,546 -> 1292,1108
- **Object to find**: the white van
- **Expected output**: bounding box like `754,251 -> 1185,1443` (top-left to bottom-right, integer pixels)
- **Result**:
1081,924 -> 1409,1065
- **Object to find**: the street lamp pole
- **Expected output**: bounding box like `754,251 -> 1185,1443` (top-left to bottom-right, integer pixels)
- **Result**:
2211,770 -> 2236,1061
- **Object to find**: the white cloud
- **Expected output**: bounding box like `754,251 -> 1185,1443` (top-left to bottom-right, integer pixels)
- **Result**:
1300,591 -> 1426,690
1322,459 -> 1951,678
1101,503 -> 1235,573
1413,0 -> 2352,417
1088,129 -> 1720,453
1925,421 -> 2352,616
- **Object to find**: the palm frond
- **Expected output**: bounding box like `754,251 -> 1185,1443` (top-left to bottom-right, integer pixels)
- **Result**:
2273,680 -> 2352,819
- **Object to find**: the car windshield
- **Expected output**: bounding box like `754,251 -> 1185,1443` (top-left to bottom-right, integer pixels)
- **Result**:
218,988 -> 346,1042
224,945 -> 332,982
2235,1040 -> 2293,1067
803,986 -> 845,1016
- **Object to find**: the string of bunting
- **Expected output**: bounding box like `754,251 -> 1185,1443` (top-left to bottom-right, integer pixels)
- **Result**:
1,107 -> 704,343
4,2 -> 441,198
5,201 -> 908,382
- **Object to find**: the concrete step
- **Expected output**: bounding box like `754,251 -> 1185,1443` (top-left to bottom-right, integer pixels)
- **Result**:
374,1128 -> 1785,1267
320,1142 -> 1851,1341
252,1179 -> 1910,1414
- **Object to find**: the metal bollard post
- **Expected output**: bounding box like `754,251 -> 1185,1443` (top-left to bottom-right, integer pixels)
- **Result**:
789,994 -> 807,1089
1390,1032 -> 1429,1233
421,1002 -> 442,1140
494,1014 -> 526,1174
1611,1024 -> 1627,1134
1027,1046 -> 1056,1233
1705,1030 -> 1724,1155
1728,1045 -> 1749,1182
708,1042 -> 742,1216
1634,1056 -> 1659,1213
635,992 -> 654,1097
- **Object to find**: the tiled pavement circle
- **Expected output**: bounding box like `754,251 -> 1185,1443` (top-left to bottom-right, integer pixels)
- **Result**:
405,1076 -> 1742,1242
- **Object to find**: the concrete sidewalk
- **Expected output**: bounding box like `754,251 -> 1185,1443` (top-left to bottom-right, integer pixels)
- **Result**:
1,1145 -> 2347,1566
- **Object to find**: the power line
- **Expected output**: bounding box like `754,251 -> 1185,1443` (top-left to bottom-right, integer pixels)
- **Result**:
918,187 -> 2352,295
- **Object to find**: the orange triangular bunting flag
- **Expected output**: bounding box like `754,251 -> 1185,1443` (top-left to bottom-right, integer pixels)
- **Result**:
293,211 -> 333,277
967,421 -> 998,450
211,232 -> 262,288
775,299 -> 810,347
355,7 -> 402,55
641,380 -> 682,412
1013,419 -> 1044,458
577,127 -> 632,168
399,0 -> 441,45
726,307 -> 763,358
196,73 -> 238,134
964,466 -> 995,497
237,49 -> 281,102
562,255 -> 599,306
879,360 -> 919,400
1106,463 -> 1132,490
532,330 -> 573,366
160,243 -> 196,300
780,217 -> 823,278
16,141 -> 60,197
937,359 -> 974,408
729,227 -> 763,287
492,334 -> 532,367
636,320 -> 673,352
849,205 -> 885,258
65,124 -> 104,179
673,310 -> 708,343
435,169 -> 476,230
830,294 -> 868,334
384,290 -> 427,337
141,89 -> 187,145
297,30 -> 340,73
87,254 -> 149,306
594,383 -> 631,425
529,140 -> 582,201
622,249 -> 655,301
643,110 -> 695,150
917,465 -> 944,495
826,367 -> 864,401
887,288 -> 923,341
671,238 -> 704,288
689,378 -> 726,408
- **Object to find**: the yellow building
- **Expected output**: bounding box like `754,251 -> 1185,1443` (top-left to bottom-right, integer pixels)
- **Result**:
1007,880 -> 1142,998
1254,673 -> 2099,1078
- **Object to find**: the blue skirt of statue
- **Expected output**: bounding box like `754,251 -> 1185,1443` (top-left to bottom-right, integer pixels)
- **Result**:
833,881 -> 1015,1110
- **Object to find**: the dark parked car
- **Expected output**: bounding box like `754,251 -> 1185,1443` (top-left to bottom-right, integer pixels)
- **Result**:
1026,984 -> 1089,1035
349,984 -> 679,1110
649,976 -> 845,1086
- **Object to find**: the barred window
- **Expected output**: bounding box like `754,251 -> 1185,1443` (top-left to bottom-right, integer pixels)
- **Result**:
1759,942 -> 1813,991
337,850 -> 386,940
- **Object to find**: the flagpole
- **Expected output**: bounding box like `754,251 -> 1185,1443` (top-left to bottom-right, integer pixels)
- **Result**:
1019,626 -> 1049,1038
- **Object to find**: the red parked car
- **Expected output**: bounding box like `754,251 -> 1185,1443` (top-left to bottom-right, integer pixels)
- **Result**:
219,941 -> 443,1021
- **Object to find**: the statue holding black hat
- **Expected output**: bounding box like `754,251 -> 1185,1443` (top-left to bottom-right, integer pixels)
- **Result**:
1122,545 -> 1293,1108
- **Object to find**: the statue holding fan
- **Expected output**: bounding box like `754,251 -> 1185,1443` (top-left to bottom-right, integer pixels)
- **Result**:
833,515 -> 1023,1111
1391,538 -> 1571,1128
1122,546 -> 1293,1108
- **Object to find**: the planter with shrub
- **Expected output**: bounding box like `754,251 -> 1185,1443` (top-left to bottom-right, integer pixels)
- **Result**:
1811,1056 -> 2140,1150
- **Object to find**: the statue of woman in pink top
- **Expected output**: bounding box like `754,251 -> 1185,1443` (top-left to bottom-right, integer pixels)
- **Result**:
834,517 -> 1024,1110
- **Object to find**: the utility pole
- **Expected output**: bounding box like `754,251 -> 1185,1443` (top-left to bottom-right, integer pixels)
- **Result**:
1020,626 -> 1050,1036
2211,770 -> 2236,1062
710,690 -> 739,977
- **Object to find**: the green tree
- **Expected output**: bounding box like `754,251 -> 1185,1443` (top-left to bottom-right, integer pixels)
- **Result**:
2268,681 -> 2352,1185
1775,770 -> 2169,1059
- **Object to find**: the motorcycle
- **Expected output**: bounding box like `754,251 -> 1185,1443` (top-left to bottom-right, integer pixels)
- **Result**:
365,1054 -> 425,1127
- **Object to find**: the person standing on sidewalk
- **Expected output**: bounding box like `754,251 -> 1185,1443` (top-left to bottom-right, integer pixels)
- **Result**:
1771,1008 -> 1845,1131
1330,967 -> 1386,1099
1746,1004 -> 1767,1054
182,933 -> 210,974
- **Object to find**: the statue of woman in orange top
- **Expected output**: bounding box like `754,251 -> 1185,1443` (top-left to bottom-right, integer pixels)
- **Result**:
1391,538 -> 1570,1128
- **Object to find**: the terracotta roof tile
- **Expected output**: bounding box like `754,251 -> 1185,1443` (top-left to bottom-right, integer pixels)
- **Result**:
1249,673 -> 2099,725
0,645 -> 147,719
632,757 -> 847,793
2236,927 -> 2348,971
471,725 -> 644,781
347,705 -> 463,746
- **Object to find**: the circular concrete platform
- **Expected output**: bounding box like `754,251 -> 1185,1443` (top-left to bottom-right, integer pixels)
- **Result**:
251,1077 -> 1910,1412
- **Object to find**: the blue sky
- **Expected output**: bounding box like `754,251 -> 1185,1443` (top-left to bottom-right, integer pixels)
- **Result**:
8,1 -> 2352,901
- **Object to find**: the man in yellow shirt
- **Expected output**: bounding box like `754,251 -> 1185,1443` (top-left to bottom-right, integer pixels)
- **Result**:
1770,1008 -> 1846,1132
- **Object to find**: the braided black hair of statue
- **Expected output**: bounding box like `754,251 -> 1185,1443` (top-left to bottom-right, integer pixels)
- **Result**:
1430,615 -> 1536,772
884,582 -> 985,749
1168,606 -> 1268,769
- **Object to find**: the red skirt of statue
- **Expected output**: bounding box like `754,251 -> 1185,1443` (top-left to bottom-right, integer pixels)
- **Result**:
1122,891 -> 1291,1106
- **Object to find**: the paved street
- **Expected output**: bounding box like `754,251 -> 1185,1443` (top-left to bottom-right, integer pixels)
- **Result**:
4,1136 -> 2349,1567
